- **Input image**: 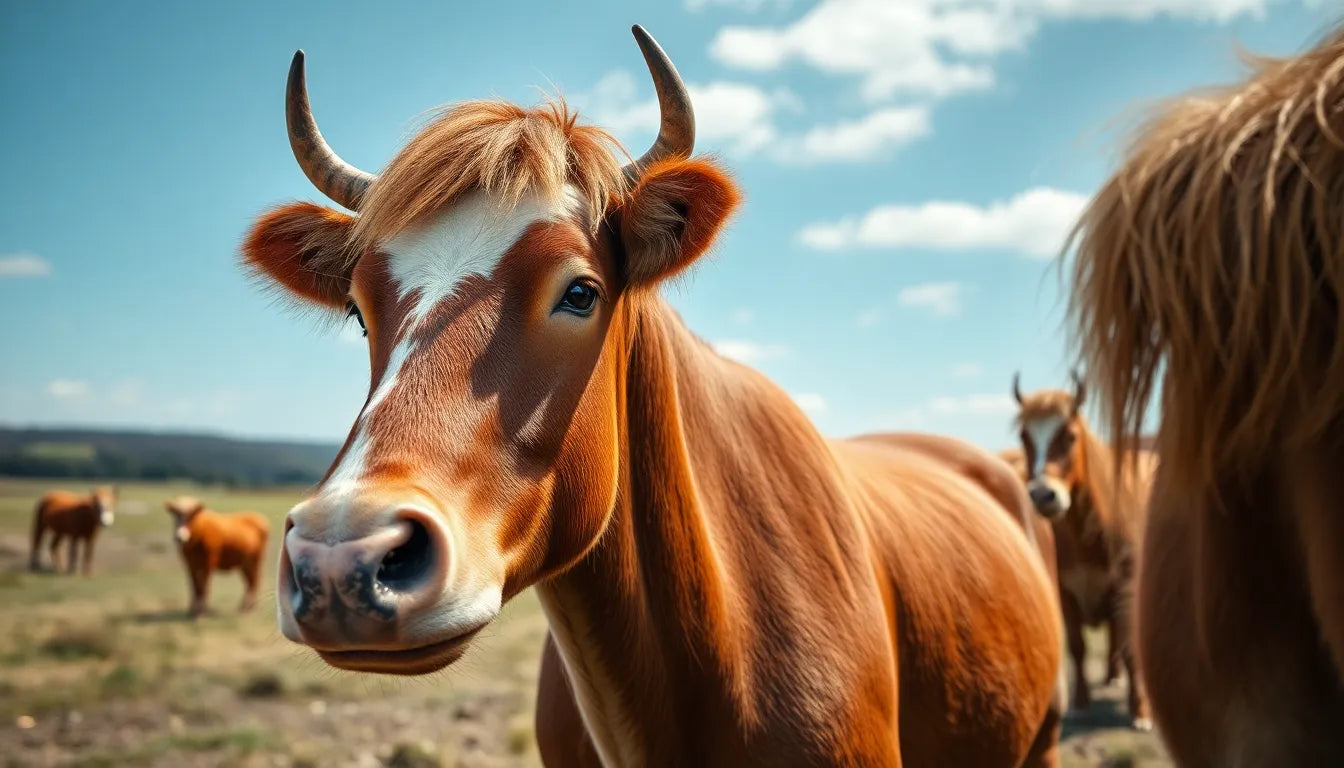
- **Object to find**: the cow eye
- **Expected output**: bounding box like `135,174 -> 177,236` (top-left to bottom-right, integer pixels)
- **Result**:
557,280 -> 599,316
345,300 -> 367,337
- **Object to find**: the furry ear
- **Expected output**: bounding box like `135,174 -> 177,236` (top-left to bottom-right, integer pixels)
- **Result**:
618,158 -> 742,286
242,202 -> 359,308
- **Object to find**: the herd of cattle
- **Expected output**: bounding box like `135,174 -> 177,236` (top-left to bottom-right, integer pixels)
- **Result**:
16,19 -> 1344,768
30,488 -> 268,618
24,369 -> 1154,726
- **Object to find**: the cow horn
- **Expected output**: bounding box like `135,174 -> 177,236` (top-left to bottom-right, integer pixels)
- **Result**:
1012,372 -> 1024,405
286,50 -> 376,211
622,26 -> 695,183
1070,369 -> 1087,414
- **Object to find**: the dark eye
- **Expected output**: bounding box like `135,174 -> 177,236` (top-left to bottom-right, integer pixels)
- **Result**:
345,300 -> 367,337
557,280 -> 599,316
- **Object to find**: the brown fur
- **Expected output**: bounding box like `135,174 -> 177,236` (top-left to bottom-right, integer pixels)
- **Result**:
1068,23 -> 1344,765
1010,387 -> 1153,728
244,87 -> 1062,765
165,496 -> 269,618
29,487 -> 115,575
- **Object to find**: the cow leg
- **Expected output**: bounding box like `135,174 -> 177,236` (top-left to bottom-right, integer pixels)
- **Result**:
81,535 -> 96,576
535,633 -> 602,768
49,533 -> 64,572
240,556 -> 259,612
29,515 -> 45,572
188,560 -> 211,618
1114,597 -> 1151,731
64,537 -> 79,574
1104,618 -> 1121,685
1062,592 -> 1090,710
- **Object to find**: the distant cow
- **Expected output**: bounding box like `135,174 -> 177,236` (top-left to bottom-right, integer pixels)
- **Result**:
1011,373 -> 1155,731
30,487 -> 116,575
165,496 -> 269,618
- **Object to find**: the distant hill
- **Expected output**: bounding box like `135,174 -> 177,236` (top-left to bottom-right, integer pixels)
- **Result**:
0,427 -> 340,487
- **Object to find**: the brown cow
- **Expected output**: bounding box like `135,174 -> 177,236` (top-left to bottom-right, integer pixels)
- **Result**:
1069,23 -> 1344,766
239,26 -> 1063,766
1010,373 -> 1155,732
29,487 -> 116,575
165,496 -> 268,618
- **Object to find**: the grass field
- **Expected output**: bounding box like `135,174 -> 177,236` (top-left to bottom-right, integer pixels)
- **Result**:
0,478 -> 1168,767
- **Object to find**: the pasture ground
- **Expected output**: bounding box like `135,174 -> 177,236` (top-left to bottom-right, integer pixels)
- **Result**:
0,478 -> 1168,767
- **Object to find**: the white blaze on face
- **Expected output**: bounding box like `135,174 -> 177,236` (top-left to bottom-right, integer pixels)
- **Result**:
100,509 -> 115,526
320,186 -> 586,500
176,526 -> 191,543
1024,414 -> 1066,480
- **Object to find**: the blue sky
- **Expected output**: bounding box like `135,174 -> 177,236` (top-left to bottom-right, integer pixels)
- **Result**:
0,0 -> 1336,449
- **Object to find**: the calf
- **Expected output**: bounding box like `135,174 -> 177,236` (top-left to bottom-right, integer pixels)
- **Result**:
30,487 -> 116,575
165,496 -> 269,618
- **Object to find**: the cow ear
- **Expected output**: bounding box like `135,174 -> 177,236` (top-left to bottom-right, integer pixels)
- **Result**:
242,202 -> 358,308
618,158 -> 742,287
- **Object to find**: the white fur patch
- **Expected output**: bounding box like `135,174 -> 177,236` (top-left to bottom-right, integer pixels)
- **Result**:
1024,414 -> 1066,478
175,526 -> 191,543
100,510 -> 115,527
322,187 -> 585,499
382,186 -> 585,331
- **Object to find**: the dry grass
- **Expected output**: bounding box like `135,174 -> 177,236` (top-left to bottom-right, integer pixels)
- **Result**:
0,477 -> 1160,766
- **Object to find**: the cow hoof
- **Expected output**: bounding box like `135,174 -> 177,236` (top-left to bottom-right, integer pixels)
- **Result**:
1132,717 -> 1154,732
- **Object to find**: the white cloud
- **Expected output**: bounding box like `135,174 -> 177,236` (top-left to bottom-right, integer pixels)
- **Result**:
882,390 -> 1017,431
108,380 -> 144,408
799,186 -> 1089,258
897,281 -> 964,317
47,380 -> 90,401
713,339 -> 792,364
582,70 -> 799,156
928,393 -> 1016,415
582,72 -> 930,164
777,106 -> 930,164
952,362 -> 984,378
711,0 -> 1273,102
856,307 -> 883,328
687,0 -> 792,10
0,253 -> 52,278
792,392 -> 828,413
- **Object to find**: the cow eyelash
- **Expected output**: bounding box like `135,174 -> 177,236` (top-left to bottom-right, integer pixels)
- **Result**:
345,300 -> 367,337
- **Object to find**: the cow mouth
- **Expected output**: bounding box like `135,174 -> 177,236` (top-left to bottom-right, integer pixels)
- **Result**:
311,624 -> 487,675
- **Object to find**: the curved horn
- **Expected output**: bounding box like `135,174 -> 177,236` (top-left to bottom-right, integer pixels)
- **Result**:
1012,372 -> 1024,405
287,50 -> 376,211
1070,369 -> 1087,414
623,26 -> 695,182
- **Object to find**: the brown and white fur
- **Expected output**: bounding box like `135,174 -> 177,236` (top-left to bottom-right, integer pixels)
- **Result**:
165,496 -> 269,618
1009,375 -> 1154,731
242,31 -> 1063,766
1067,24 -> 1344,765
29,487 -> 116,575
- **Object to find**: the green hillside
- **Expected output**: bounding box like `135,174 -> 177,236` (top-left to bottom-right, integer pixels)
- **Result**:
0,427 -> 339,487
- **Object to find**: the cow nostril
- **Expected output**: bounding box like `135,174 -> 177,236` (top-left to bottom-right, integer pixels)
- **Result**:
376,517 -> 434,591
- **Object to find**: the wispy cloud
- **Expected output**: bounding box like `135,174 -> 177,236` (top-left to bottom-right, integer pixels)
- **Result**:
952,362 -> 984,378
0,253 -> 52,278
581,70 -> 799,156
856,308 -> 883,328
897,281 -> 964,317
729,308 -> 756,325
580,72 -> 930,164
713,339 -> 792,364
792,392 -> 828,413
777,106 -> 930,164
47,379 -> 90,401
710,0 -> 1274,103
686,0 -> 792,11
799,187 -> 1089,258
